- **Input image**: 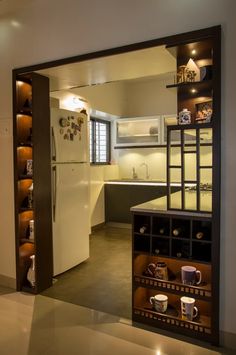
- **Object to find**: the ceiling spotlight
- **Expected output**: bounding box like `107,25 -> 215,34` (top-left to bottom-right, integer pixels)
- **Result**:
191,49 -> 196,55
191,88 -> 197,94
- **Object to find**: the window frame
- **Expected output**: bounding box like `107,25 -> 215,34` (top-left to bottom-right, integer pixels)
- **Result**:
90,117 -> 111,165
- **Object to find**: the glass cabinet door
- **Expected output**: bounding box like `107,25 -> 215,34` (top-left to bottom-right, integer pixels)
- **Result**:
116,116 -> 161,146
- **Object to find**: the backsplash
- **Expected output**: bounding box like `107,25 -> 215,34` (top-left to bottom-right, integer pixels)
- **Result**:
117,148 -> 167,181
117,146 -> 212,183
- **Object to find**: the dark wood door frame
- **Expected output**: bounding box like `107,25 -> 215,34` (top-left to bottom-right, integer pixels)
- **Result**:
12,25 -> 221,343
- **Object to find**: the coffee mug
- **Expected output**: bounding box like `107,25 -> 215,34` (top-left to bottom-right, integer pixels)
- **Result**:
181,296 -> 198,321
154,262 -> 168,281
181,265 -> 202,285
150,294 -> 168,313
146,263 -> 156,277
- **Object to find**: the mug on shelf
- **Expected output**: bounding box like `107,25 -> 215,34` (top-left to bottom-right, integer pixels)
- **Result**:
145,263 -> 156,277
154,262 -> 168,281
181,265 -> 202,285
180,296 -> 198,321
150,294 -> 168,313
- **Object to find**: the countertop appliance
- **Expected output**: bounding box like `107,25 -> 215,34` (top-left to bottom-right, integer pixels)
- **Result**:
51,108 -> 89,276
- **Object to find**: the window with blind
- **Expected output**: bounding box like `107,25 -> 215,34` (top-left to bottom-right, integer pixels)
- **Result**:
90,117 -> 111,164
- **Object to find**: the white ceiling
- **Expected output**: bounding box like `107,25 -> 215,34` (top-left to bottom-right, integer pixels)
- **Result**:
37,45 -> 176,92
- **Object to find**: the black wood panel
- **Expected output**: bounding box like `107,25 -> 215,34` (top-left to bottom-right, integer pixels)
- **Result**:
13,73 -> 53,294
32,73 -> 53,293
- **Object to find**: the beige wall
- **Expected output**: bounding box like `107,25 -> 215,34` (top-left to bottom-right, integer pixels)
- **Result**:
125,73 -> 177,117
0,123 -> 15,280
74,82 -> 127,117
0,0 -> 236,338
90,165 -> 119,227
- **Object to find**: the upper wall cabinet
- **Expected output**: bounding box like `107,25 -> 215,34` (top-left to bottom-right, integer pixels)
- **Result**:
115,116 -> 162,148
13,73 -> 53,294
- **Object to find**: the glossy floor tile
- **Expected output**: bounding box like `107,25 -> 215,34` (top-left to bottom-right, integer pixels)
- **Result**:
0,286 -> 229,355
42,226 -> 132,319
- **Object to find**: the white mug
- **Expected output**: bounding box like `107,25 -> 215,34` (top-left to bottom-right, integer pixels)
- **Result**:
180,296 -> 198,321
150,294 -> 168,313
181,265 -> 202,285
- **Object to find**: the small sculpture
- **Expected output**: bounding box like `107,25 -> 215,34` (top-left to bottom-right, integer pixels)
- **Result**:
27,255 -> 35,287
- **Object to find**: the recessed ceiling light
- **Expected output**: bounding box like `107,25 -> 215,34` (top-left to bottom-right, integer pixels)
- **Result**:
191,49 -> 196,55
191,88 -> 197,94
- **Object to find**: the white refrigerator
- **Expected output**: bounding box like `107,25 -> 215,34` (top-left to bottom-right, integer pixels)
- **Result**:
51,108 -> 89,276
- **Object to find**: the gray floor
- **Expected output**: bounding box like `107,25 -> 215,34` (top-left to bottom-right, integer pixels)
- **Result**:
42,226 -> 132,319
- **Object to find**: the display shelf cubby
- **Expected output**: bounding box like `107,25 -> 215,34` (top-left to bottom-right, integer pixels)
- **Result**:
133,286 -> 212,338
13,73 -> 53,293
132,210 -> 214,342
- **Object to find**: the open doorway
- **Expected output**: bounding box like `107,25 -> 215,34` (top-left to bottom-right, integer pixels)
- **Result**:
13,26 -> 221,344
34,44 -> 177,319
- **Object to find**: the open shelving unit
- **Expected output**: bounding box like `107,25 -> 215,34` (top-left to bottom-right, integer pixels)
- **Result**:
13,73 -> 53,293
132,210 -> 214,342
132,26 -> 221,345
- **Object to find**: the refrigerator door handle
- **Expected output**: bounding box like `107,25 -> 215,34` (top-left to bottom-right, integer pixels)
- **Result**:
51,126 -> 56,161
52,166 -> 57,222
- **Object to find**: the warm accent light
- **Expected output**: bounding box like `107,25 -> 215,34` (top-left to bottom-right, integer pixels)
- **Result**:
191,49 -> 196,55
191,88 -> 197,94
17,81 -> 24,86
61,95 -> 87,111
72,97 -> 86,108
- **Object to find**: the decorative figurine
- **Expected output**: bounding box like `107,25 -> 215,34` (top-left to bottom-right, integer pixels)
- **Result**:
28,182 -> 33,208
177,65 -> 187,83
186,70 -> 197,82
27,255 -> 35,287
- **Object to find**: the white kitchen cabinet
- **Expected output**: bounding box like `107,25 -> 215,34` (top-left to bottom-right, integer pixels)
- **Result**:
115,116 -> 162,147
115,115 -> 181,148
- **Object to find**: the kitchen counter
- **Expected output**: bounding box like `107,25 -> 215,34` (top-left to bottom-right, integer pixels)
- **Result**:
105,179 -> 195,187
130,190 -> 212,217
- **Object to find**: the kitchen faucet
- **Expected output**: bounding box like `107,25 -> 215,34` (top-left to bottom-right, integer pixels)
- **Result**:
140,162 -> 150,179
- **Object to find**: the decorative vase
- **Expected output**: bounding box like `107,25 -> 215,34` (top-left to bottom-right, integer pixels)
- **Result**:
27,255 -> 35,287
178,108 -> 191,124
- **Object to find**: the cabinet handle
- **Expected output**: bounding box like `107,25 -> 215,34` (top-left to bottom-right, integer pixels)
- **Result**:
52,166 -> 57,222
51,127 -> 56,161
